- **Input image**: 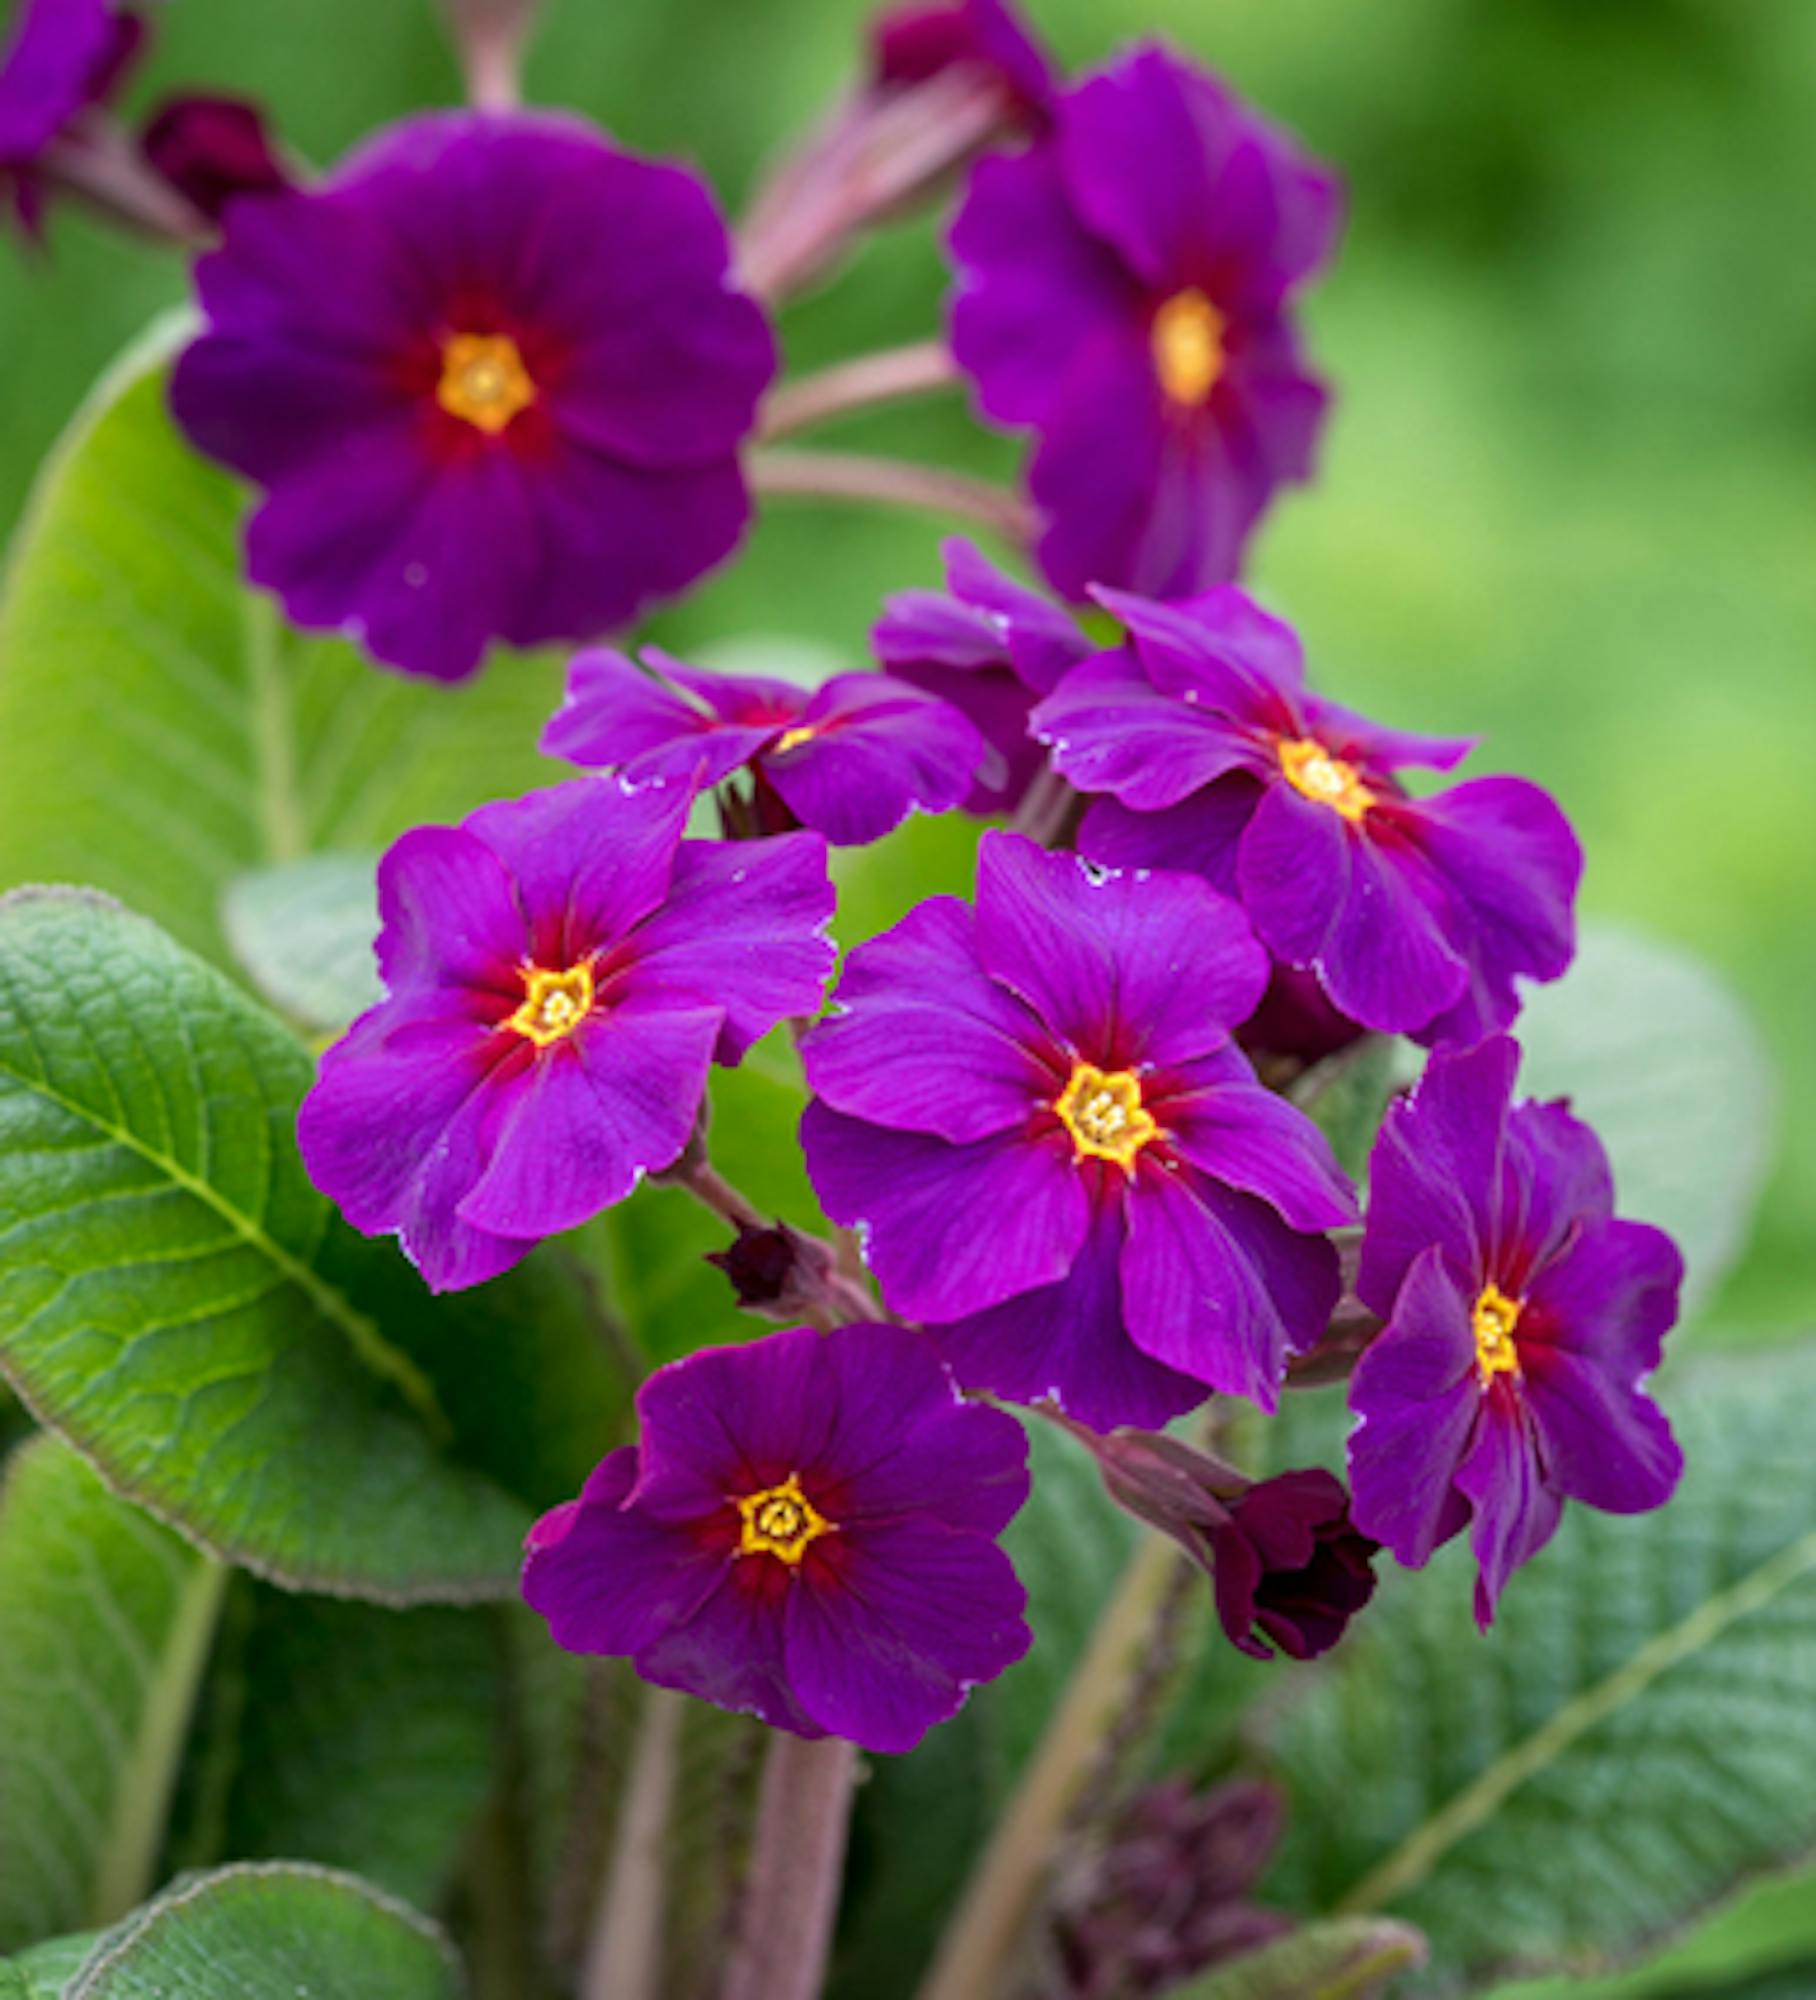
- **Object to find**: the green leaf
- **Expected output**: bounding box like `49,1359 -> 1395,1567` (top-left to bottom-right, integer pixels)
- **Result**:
0,887 -> 530,1603
1515,925 -> 1774,1316
61,1863 -> 460,2000
221,856 -> 380,1035
0,1440 -> 223,1952
167,1580 -> 501,1911
0,318 -> 566,973
1262,1345 -> 1816,1994
1,1934 -> 103,1999
1168,1920 -> 1427,1999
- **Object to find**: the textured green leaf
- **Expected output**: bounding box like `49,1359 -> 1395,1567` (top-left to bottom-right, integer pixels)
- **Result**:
1170,1919 -> 1426,1999
221,856 -> 380,1035
1263,1346 -> 1816,1994
0,1440 -> 222,1952
0,887 -> 529,1602
62,1863 -> 459,2000
1516,926 -> 1774,1316
167,1581 -> 500,1911
0,319 -> 565,972
1,1934 -> 102,1999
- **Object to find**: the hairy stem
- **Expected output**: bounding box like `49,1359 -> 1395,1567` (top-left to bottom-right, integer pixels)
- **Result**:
42,119 -> 207,245
916,1529 -> 1186,2000
438,0 -> 540,111
583,1684 -> 685,2000
721,1732 -> 860,2000
761,341 -> 959,442
748,448 -> 1034,543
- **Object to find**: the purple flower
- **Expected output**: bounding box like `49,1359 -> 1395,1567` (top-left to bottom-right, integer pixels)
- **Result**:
1348,1035 -> 1684,1627
948,45 -> 1339,601
521,1322 -> 1031,1753
297,778 -> 834,1293
873,538 -> 1092,815
171,111 -> 775,683
1037,587 -> 1582,1045
871,0 -> 1058,119
541,647 -> 984,847
0,0 -> 144,234
800,833 -> 1355,1427
141,95 -> 291,221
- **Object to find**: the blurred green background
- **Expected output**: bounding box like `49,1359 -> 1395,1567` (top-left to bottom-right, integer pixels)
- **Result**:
1,0 -> 1811,1990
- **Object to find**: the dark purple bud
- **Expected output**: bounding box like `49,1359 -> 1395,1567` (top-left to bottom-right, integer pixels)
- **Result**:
1238,961 -> 1368,1074
1210,1469 -> 1378,1662
141,96 -> 292,222
706,1220 -> 840,1319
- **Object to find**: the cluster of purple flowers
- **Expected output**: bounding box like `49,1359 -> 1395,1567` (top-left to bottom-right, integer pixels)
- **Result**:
36,0 -> 1682,1751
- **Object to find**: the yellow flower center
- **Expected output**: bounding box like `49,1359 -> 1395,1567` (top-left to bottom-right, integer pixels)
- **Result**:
1278,737 -> 1375,823
1055,1062 -> 1157,1170
772,725 -> 817,755
1472,1284 -> 1523,1383
437,332 -> 536,435
507,962 -> 595,1047
1151,288 -> 1226,408
735,1475 -> 833,1566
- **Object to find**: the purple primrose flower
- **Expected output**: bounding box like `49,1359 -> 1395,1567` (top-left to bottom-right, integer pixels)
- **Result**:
541,646 -> 985,846
1206,1468 -> 1377,1662
873,537 -> 1092,815
0,0 -> 145,233
297,778 -> 834,1293
871,0 -> 1057,120
1348,1035 -> 1684,1627
522,1321 -> 1032,1753
801,833 -> 1356,1428
1038,586 -> 1582,1044
171,111 -> 775,682
948,44 -> 1340,601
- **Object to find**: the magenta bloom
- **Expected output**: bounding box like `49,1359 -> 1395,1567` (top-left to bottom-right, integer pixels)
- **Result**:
1348,1036 -> 1683,1627
522,1322 -> 1031,1753
801,834 -> 1355,1427
948,45 -> 1339,601
171,112 -> 775,683
1038,587 -> 1582,1045
297,779 -> 834,1293
542,647 -> 984,847
873,538 -> 1092,815
0,0 -> 143,233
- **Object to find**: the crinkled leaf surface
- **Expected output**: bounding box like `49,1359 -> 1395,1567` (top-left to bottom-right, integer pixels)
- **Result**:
1262,1347 -> 1816,1994
0,319 -> 565,973
1171,1918 -> 1427,1999
0,1439 -> 221,1953
221,855 -> 381,1035
62,1863 -> 459,2000
0,888 -> 529,1601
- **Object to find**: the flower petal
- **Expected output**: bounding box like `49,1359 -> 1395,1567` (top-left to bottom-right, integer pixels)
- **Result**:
1162,1056 -> 1358,1231
1077,781 -> 1258,899
374,823 -> 526,996
635,1563 -> 820,1737
1455,1391 -> 1564,1628
540,648 -> 768,790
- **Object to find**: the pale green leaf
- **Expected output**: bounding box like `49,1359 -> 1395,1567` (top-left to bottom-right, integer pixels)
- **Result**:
1515,926 -> 1774,1316
0,887 -> 529,1602
1,1934 -> 102,1999
0,318 -> 565,973
221,856 -> 380,1035
63,1864 -> 460,2000
1263,1346 -> 1816,1994
0,1440 -> 223,1953
1170,1919 -> 1427,1999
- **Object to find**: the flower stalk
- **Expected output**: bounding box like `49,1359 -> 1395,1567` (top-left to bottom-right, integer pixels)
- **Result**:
748,447 -> 1035,543
760,340 -> 960,442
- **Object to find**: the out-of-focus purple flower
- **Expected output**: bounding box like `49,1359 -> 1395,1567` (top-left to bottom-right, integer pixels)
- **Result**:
949,44 -> 1339,601
1238,963 -> 1369,1074
297,779 -> 833,1293
1049,1777 -> 1290,1999
542,647 -> 984,846
1037,586 -> 1582,1045
171,111 -> 775,683
871,0 -> 1057,116
141,94 -> 290,220
739,0 -> 1056,301
1349,1035 -> 1683,1627
522,1322 -> 1031,1753
873,537 -> 1092,815
801,833 -> 1355,1428
1071,1424 -> 1376,1661
0,0 -> 145,234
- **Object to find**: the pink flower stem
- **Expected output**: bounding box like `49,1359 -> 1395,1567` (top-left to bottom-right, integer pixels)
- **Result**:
760,340 -> 961,442
720,1731 -> 861,2000
748,447 -> 1034,545
41,118 -> 207,245
437,0 -> 541,111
